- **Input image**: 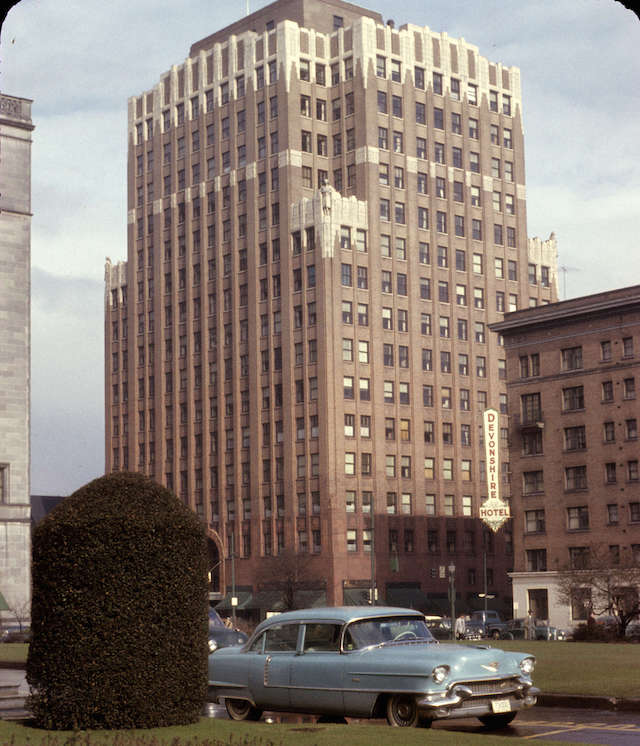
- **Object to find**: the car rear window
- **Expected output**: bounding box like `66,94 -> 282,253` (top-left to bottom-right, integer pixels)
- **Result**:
264,623 -> 299,652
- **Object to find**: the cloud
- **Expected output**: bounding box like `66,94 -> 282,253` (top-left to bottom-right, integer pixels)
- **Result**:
30,268 -> 105,493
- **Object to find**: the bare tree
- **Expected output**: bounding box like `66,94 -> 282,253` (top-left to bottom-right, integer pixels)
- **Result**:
3,600 -> 30,633
255,548 -> 317,611
555,545 -> 640,638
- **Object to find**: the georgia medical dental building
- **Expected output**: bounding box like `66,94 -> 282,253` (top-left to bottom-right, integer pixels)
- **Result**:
104,0 -> 557,616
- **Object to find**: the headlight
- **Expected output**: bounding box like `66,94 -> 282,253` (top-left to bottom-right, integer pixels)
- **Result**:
432,665 -> 450,683
208,639 -> 219,653
519,657 -> 535,675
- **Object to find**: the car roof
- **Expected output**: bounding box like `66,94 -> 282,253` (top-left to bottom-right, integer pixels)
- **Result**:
253,606 -> 423,635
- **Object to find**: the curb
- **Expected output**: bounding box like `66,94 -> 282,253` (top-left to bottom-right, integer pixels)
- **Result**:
539,693 -> 640,712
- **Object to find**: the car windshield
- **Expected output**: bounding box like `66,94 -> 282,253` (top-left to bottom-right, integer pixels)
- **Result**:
208,609 -> 226,629
345,616 -> 434,649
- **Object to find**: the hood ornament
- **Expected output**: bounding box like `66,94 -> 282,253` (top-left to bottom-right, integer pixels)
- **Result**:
481,662 -> 499,673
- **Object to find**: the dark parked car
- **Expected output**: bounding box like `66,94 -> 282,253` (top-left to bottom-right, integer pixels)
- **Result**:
1,625 -> 31,643
208,609 -> 247,652
469,610 -> 508,639
503,619 -> 566,641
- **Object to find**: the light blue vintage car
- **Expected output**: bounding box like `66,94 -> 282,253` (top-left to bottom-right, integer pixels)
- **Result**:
208,606 -> 539,728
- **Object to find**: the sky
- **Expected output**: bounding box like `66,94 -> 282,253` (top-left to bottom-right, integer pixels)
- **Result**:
1,0 -> 639,495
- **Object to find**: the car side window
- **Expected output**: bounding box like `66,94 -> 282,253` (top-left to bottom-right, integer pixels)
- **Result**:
264,623 -> 299,652
303,623 -> 341,652
249,632 -> 265,653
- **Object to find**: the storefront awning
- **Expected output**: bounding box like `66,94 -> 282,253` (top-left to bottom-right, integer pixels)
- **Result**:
424,593 -> 450,616
343,587 -> 375,606
386,587 -> 430,611
295,589 -> 327,608
215,591 -> 253,611
251,590 -> 285,612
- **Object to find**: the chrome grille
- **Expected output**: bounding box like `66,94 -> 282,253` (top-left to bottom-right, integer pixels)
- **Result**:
459,677 -> 521,697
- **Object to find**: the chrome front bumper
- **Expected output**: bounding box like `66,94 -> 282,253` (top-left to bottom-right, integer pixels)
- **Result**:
417,676 -> 540,719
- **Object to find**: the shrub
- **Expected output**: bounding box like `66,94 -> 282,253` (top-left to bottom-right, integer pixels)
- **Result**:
570,622 -> 617,642
27,472 -> 209,730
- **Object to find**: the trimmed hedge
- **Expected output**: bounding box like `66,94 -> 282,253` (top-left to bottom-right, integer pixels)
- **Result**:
27,472 -> 209,730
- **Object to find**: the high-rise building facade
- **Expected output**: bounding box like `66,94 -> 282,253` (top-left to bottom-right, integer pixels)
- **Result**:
105,0 -> 557,616
492,286 -> 640,629
0,93 -> 34,622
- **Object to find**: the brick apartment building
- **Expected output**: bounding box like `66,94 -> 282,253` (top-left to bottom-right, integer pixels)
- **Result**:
492,286 -> 640,629
104,0 -> 558,618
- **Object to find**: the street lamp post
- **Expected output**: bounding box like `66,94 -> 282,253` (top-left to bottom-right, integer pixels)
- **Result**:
369,520 -> 376,606
231,531 -> 237,627
448,564 -> 456,641
483,551 -> 487,612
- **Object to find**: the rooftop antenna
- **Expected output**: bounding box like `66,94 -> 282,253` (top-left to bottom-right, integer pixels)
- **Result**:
559,265 -> 580,299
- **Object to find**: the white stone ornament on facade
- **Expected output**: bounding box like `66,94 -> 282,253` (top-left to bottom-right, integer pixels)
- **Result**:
480,409 -> 511,532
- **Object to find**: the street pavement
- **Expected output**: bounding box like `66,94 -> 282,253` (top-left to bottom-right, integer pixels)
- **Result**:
204,703 -> 640,745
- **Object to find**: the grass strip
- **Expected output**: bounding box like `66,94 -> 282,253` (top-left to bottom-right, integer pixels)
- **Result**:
0,716 -> 584,745
0,644 -> 28,665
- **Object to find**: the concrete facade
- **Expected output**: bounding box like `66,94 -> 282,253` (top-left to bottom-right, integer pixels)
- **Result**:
492,286 -> 640,630
104,0 -> 557,617
0,93 -> 34,622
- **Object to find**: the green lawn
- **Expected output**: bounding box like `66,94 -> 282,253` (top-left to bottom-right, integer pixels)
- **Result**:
0,717 -> 582,745
0,643 -> 28,665
460,639 -> 640,698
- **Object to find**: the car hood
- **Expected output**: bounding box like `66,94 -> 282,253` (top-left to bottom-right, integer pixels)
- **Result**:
352,642 -> 528,677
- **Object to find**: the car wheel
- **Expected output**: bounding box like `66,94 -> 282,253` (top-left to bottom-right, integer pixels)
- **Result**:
479,712 -> 517,729
224,698 -> 262,721
386,694 -> 419,727
491,629 -> 501,639
504,632 -> 514,640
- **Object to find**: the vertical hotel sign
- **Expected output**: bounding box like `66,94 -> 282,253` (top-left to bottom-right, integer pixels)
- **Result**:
480,409 -> 511,532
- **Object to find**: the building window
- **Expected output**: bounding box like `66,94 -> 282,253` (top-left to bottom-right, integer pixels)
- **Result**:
523,470 -> 543,495
525,510 -> 545,534
565,465 -> 587,491
526,549 -> 547,572
561,346 -> 583,371
567,506 -> 589,531
602,380 -> 614,402
563,385 -> 584,411
564,426 -> 586,451
624,377 -> 636,399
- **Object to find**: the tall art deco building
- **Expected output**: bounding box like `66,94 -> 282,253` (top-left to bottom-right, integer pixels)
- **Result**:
105,0 -> 557,615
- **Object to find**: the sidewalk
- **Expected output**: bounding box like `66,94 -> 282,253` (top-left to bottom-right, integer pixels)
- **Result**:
0,666 -> 29,720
